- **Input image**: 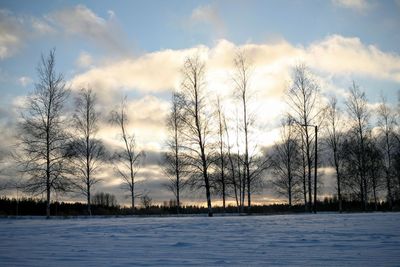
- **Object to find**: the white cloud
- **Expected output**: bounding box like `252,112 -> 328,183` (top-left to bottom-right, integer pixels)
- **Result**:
92,94 -> 170,163
76,51 -> 93,68
189,4 -> 225,37
68,34 -> 400,158
49,5 -> 128,54
31,17 -> 54,34
70,34 -> 400,102
306,35 -> 400,82
332,0 -> 371,11
70,46 -> 200,95
107,10 -> 115,19
0,9 -> 25,59
18,76 -> 33,87
0,9 -> 54,60
0,5 -> 128,59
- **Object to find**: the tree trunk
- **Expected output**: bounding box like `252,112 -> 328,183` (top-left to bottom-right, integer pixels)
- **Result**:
247,164 -> 251,214
87,189 -> 91,216
372,176 -> 378,211
46,124 -> 51,219
204,168 -> 213,217
176,178 -> 180,214
359,127 -> 367,211
243,96 -> 251,214
229,155 -> 240,213
386,171 -> 393,211
305,131 -> 312,213
301,135 -> 308,212
131,188 -> 135,214
385,134 -> 393,210
241,164 -> 246,213
287,152 -> 292,207
336,164 -> 342,213
46,184 -> 51,219
359,172 -> 364,211
313,126 -> 318,214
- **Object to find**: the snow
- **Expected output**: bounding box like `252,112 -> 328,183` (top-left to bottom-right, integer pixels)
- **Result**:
0,213 -> 399,266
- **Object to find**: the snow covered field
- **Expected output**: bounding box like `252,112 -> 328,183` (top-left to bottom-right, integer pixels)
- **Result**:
0,213 -> 399,266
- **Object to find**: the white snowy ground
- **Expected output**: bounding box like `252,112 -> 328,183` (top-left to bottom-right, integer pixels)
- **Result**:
0,213 -> 399,266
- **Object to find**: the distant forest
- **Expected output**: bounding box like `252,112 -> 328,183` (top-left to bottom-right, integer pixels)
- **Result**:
0,196 -> 397,216
1,49 -> 400,217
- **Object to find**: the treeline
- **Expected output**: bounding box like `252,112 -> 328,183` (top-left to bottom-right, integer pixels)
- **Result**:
1,49 -> 400,217
1,196 -> 397,216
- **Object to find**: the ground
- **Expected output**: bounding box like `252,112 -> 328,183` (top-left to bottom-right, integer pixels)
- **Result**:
0,212 -> 399,266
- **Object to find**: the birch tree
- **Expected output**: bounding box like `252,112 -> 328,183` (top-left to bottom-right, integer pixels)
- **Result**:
111,97 -> 144,213
233,50 -> 253,213
325,96 -> 345,212
68,88 -> 105,216
286,64 -> 322,213
179,54 -> 214,217
18,49 -> 70,218
377,96 -> 396,210
223,115 -> 241,212
365,139 -> 383,211
271,115 -> 301,207
215,97 -> 227,211
163,92 -> 186,214
345,81 -> 370,211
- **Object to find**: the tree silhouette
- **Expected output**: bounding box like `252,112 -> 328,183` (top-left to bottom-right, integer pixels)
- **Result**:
18,49 -> 70,218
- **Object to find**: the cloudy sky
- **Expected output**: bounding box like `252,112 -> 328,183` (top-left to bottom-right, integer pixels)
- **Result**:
1,0 -> 400,206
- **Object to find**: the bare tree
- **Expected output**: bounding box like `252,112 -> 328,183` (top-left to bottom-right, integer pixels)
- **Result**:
233,50 -> 253,213
396,91 -> 400,197
18,49 -> 70,218
179,54 -> 214,217
286,64 -> 322,213
345,81 -> 370,211
271,115 -> 301,207
68,88 -> 105,216
215,97 -> 227,211
377,95 -> 396,210
223,115 -> 240,212
325,96 -> 345,212
298,136 -> 308,210
111,97 -> 144,214
235,110 -> 246,212
163,92 -> 186,214
365,139 -> 384,211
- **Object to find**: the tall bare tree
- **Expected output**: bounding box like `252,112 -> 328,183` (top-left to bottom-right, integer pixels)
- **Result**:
325,96 -> 345,212
271,115 -> 301,207
163,92 -> 186,214
179,54 -> 214,217
286,64 -> 322,213
345,81 -> 370,211
68,88 -> 105,216
365,138 -> 384,211
396,91 -> 400,197
235,110 -> 246,212
300,136 -> 308,210
377,95 -> 396,210
18,49 -> 70,218
233,50 -> 253,213
215,97 -> 227,211
223,115 -> 241,212
111,97 -> 144,214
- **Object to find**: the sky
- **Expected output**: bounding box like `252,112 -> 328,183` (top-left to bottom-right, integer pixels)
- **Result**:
0,0 -> 400,206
